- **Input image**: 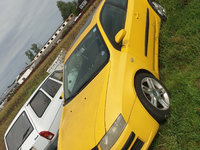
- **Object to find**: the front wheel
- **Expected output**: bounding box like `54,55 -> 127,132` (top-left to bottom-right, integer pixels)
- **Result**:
134,72 -> 170,123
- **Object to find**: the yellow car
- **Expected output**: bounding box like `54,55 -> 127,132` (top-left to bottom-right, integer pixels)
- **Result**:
58,0 -> 170,149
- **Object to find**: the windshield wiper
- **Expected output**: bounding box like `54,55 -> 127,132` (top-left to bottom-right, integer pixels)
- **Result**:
22,127 -> 30,140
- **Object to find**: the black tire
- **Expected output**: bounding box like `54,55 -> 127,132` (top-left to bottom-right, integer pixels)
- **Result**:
150,1 -> 167,21
134,72 -> 170,123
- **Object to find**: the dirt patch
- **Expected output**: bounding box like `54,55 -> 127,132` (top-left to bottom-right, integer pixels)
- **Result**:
196,108 -> 200,117
170,35 -> 187,44
196,78 -> 200,91
183,0 -> 191,5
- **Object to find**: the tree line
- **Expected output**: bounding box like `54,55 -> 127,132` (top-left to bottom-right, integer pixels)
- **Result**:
25,0 -> 79,61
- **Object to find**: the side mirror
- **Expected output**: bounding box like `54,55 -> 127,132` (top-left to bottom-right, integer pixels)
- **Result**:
115,29 -> 126,44
60,92 -> 64,100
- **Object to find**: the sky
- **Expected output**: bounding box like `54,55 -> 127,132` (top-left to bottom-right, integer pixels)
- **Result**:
0,0 -> 70,96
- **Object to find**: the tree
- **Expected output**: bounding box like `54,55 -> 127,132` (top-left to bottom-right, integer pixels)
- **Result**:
25,43 -> 41,61
30,43 -> 41,54
25,50 -> 35,61
57,0 -> 79,21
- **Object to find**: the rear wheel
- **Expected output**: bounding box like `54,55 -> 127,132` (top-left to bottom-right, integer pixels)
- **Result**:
134,72 -> 170,123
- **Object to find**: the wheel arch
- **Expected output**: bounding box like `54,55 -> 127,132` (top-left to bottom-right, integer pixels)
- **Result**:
135,69 -> 155,79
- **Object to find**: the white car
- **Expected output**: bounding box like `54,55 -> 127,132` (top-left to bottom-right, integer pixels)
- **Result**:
4,70 -> 63,150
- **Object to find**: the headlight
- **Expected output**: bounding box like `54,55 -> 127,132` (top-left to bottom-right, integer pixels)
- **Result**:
100,114 -> 126,150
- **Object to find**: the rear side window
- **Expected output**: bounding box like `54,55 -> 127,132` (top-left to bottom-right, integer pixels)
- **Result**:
5,112 -> 33,150
100,0 -> 127,50
30,91 -> 51,117
51,71 -> 63,82
41,79 -> 61,97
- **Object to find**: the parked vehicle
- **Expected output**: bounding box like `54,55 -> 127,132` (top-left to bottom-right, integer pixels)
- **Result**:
4,70 -> 63,150
58,0 -> 170,149
0,101 -> 3,111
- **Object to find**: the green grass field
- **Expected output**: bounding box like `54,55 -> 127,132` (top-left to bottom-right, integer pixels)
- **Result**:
0,0 -> 199,149
150,0 -> 200,149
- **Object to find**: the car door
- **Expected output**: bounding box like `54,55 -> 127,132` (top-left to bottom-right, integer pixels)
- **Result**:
19,110 -> 39,150
25,88 -> 58,149
38,72 -> 63,135
25,71 -> 63,149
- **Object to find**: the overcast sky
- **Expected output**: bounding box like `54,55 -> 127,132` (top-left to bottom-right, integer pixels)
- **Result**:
0,0 -> 69,95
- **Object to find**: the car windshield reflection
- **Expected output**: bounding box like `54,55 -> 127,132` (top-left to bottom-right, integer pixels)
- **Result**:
64,26 -> 109,101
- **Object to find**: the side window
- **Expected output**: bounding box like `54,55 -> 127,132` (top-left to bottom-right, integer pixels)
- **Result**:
51,71 -> 63,82
30,91 -> 51,118
5,112 -> 33,150
100,0 -> 127,50
41,79 -> 61,97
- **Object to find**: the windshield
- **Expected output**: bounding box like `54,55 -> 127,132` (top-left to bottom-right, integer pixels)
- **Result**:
70,8 -> 96,49
5,111 -> 34,150
64,26 -> 109,101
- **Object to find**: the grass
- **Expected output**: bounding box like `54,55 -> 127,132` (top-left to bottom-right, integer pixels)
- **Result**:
150,0 -> 200,149
0,0 -> 199,149
0,1 -> 101,149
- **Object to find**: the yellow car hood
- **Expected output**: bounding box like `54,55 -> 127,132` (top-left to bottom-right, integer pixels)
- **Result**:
58,63 -> 111,150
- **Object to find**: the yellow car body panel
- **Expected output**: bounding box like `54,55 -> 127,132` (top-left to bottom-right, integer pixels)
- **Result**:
59,63 -> 111,150
122,0 -> 161,77
59,0 -> 164,149
95,0 -> 161,129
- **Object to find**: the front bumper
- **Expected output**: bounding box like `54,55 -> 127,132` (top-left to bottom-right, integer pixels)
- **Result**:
94,98 -> 159,150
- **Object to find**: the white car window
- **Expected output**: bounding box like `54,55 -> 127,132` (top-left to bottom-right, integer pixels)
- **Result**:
41,79 -> 62,97
51,71 -> 63,82
29,91 -> 51,117
5,111 -> 33,150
